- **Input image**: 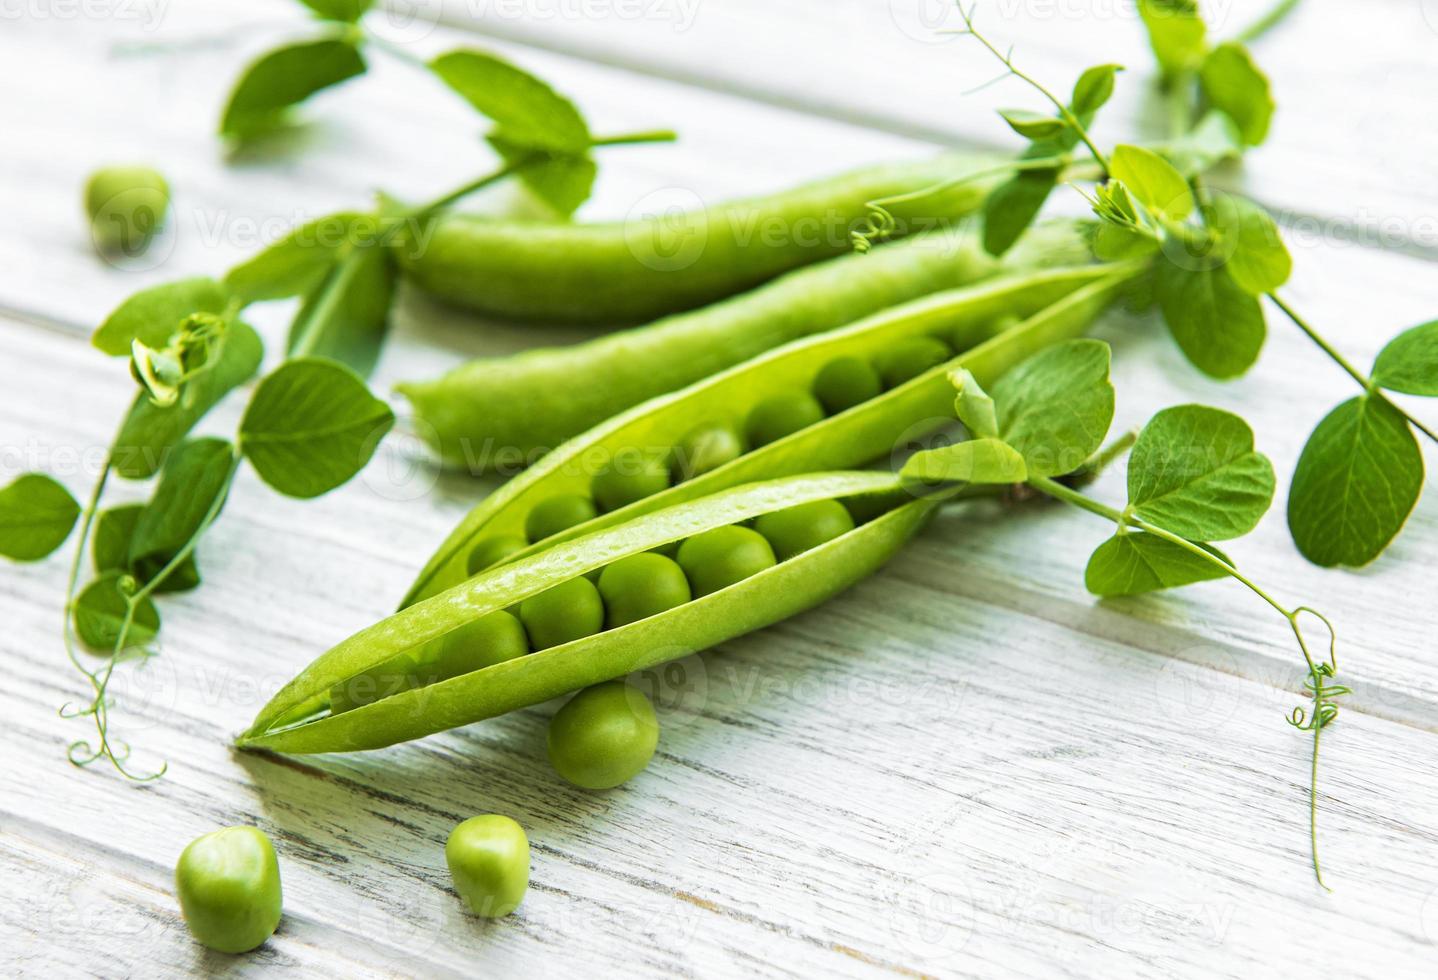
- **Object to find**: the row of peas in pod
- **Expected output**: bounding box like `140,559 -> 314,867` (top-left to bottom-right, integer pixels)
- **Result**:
330,496 -> 865,787
460,329 -> 965,581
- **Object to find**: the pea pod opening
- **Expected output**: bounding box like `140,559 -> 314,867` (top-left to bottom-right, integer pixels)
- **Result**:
394,154 -> 1003,325
239,472 -> 935,754
402,261 -> 1147,606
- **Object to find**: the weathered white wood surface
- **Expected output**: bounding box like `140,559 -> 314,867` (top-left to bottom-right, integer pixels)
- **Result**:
2,2 -> 1437,977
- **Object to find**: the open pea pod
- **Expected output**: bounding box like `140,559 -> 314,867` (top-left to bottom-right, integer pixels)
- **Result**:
403,261 -> 1146,605
239,472 -> 930,754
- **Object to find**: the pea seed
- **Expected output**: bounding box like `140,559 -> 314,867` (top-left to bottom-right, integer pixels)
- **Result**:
547,681 -> 659,789
671,421 -> 746,481
745,391 -> 825,448
85,165 -> 169,256
446,815 -> 529,918
677,525 -> 777,597
175,826 -> 283,954
597,553 -> 692,628
813,356 -> 882,414
466,534 -> 528,575
524,494 -> 598,543
520,577 -> 605,650
754,500 -> 857,561
875,336 -> 953,388
592,448 -> 671,512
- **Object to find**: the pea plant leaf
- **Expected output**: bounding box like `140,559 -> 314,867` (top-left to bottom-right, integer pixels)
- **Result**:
1154,260 -> 1266,378
983,168 -> 1062,257
1126,405 -> 1275,541
1085,532 -> 1231,596
1199,42 -> 1275,146
429,49 -> 595,217
1137,0 -> 1207,76
112,321 -> 264,480
0,474 -> 80,561
73,572 -> 160,651
999,109 -> 1067,142
92,278 -> 230,356
1287,394 -> 1425,567
1110,144 -> 1195,223
1070,63 -> 1123,118
989,338 -> 1115,477
128,438 -> 236,589
901,438 -> 1028,486
220,38 -> 367,140
1206,193 -> 1291,295
224,211 -> 381,305
296,0 -> 373,21
93,503 -> 200,594
286,245 -> 398,379
1371,320 -> 1438,396
239,358 -> 395,498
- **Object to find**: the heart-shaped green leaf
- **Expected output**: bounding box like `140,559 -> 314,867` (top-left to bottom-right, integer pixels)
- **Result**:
1199,42 -> 1274,146
1287,395 -> 1424,567
991,339 -> 1114,478
999,109 -> 1068,141
1111,144 -> 1195,223
73,572 -> 161,651
92,278 -> 229,356
1154,260 -> 1266,378
220,38 -> 367,140
0,474 -> 79,561
1371,320 -> 1438,396
1206,194 -> 1291,295
1127,405 -> 1275,541
128,438 -> 236,588
1085,532 -> 1230,596
240,358 -> 395,498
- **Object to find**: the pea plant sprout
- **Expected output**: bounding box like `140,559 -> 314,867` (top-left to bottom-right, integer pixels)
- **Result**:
0,51 -> 671,779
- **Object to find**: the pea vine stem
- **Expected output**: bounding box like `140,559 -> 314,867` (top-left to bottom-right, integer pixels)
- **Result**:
1235,0 -> 1304,45
1026,473 -> 1339,889
954,4 -> 1111,175
1267,293 -> 1438,446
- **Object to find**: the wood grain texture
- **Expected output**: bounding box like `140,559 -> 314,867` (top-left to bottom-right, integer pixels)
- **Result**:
1,1 -> 1437,977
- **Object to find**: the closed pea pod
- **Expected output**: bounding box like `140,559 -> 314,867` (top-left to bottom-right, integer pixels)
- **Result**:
398,227 -> 999,470
395,155 -> 1002,325
239,472 -> 938,754
401,260 -> 1145,607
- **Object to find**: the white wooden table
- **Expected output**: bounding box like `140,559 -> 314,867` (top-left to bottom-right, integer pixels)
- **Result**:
3,2 -> 1437,976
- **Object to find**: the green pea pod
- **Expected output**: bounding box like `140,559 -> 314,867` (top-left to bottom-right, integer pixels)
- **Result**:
403,262 -> 1145,605
395,155 -> 1001,325
400,227 -> 1000,469
239,472 -> 932,754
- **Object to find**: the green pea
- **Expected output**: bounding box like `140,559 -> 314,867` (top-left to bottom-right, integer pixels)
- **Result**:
175,826 -> 283,954
547,681 -> 659,790
754,500 -> 857,561
466,534 -> 528,576
524,494 -> 598,543
592,449 -> 671,512
520,577 -> 605,650
677,525 -> 777,597
85,165 -> 169,256
745,391 -> 825,448
875,336 -> 953,388
445,815 -> 529,918
597,553 -> 692,628
671,421 -> 746,481
812,356 -> 882,414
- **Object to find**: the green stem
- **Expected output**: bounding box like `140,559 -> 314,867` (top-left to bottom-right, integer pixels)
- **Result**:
955,8 -> 1110,175
1065,428 -> 1138,487
1267,293 -> 1438,446
1025,472 -> 1336,888
1235,0 -> 1303,44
